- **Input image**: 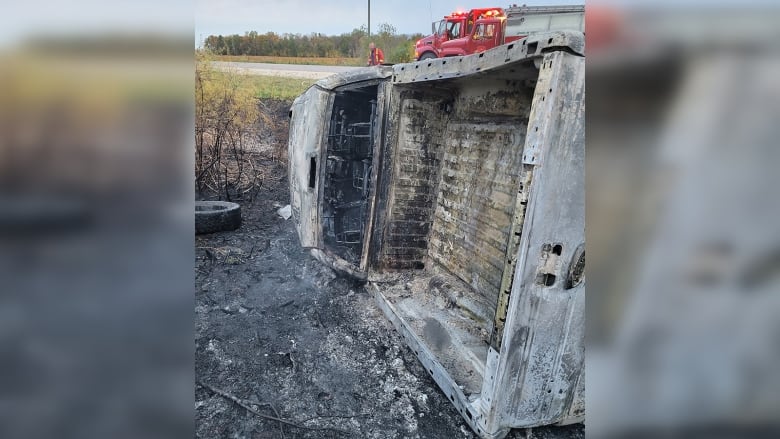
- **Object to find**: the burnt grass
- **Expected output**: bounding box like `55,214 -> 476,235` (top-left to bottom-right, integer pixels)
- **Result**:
195,99 -> 584,439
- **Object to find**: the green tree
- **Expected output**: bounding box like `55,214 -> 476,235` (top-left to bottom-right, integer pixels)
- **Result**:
388,42 -> 414,63
202,23 -> 423,61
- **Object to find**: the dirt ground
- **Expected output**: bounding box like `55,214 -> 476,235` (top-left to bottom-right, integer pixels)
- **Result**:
195,99 -> 584,439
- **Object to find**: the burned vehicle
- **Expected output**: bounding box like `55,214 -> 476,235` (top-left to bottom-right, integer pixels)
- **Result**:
288,31 -> 584,438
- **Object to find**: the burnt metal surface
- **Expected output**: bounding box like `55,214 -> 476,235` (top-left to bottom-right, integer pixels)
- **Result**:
288,67 -> 392,250
287,89 -> 327,248
482,50 -> 585,432
322,87 -> 377,265
288,31 -> 584,439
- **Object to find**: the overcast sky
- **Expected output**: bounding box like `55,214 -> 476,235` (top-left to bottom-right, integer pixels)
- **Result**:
195,0 -> 583,46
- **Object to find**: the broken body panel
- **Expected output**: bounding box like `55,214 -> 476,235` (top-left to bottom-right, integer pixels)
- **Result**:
288,32 -> 584,438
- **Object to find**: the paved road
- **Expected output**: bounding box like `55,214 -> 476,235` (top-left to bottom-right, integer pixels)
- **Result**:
211,61 -> 363,79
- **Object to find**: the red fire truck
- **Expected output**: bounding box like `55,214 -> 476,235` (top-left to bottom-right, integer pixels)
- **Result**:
414,5 -> 584,60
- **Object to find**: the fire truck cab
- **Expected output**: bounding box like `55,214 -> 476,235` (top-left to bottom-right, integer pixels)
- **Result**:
439,9 -> 511,58
415,5 -> 585,61
416,8 -> 505,60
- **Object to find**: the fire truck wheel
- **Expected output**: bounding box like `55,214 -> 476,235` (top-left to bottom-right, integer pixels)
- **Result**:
195,201 -> 241,234
419,52 -> 437,61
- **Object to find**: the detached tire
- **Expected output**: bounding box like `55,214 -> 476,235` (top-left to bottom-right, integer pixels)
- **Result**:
195,201 -> 241,234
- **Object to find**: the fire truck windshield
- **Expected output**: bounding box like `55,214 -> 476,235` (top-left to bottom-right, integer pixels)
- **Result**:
447,21 -> 462,39
435,20 -> 446,36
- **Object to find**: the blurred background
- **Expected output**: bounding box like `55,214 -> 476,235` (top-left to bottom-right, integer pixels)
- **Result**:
587,1 -> 780,437
0,2 -> 193,438
1,1 -> 779,438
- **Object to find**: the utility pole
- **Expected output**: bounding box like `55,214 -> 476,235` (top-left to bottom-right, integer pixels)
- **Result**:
368,0 -> 371,39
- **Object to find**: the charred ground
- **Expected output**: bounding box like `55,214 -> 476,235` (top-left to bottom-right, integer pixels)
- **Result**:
195,99 -> 584,439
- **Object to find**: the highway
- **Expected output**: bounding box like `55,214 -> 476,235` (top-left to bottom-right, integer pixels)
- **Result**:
210,61 -> 363,79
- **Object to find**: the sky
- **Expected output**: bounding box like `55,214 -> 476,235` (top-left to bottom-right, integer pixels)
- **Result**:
194,0 -> 584,46
1,1 -> 774,49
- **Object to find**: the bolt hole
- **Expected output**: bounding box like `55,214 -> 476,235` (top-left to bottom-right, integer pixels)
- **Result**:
537,273 -> 557,287
552,244 -> 563,255
308,157 -> 317,189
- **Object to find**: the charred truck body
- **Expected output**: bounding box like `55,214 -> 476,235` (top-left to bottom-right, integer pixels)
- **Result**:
288,31 -> 584,438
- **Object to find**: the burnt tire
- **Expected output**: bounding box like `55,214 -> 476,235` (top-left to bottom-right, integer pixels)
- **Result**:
195,201 -> 241,234
419,52 -> 437,61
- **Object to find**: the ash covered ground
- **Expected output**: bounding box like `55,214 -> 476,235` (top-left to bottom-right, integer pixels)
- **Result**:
195,100 -> 584,439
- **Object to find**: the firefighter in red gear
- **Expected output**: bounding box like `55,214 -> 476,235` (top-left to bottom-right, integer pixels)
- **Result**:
367,42 -> 385,66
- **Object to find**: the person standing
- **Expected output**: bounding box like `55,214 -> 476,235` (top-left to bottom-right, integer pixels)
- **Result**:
367,42 -> 385,66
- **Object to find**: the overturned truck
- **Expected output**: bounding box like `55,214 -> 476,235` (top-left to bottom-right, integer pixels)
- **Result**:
288,31 -> 584,438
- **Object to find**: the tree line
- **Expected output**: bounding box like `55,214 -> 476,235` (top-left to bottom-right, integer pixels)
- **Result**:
203,24 -> 425,63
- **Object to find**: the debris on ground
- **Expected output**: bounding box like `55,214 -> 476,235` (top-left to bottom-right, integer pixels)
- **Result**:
277,204 -> 292,220
195,99 -> 583,439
